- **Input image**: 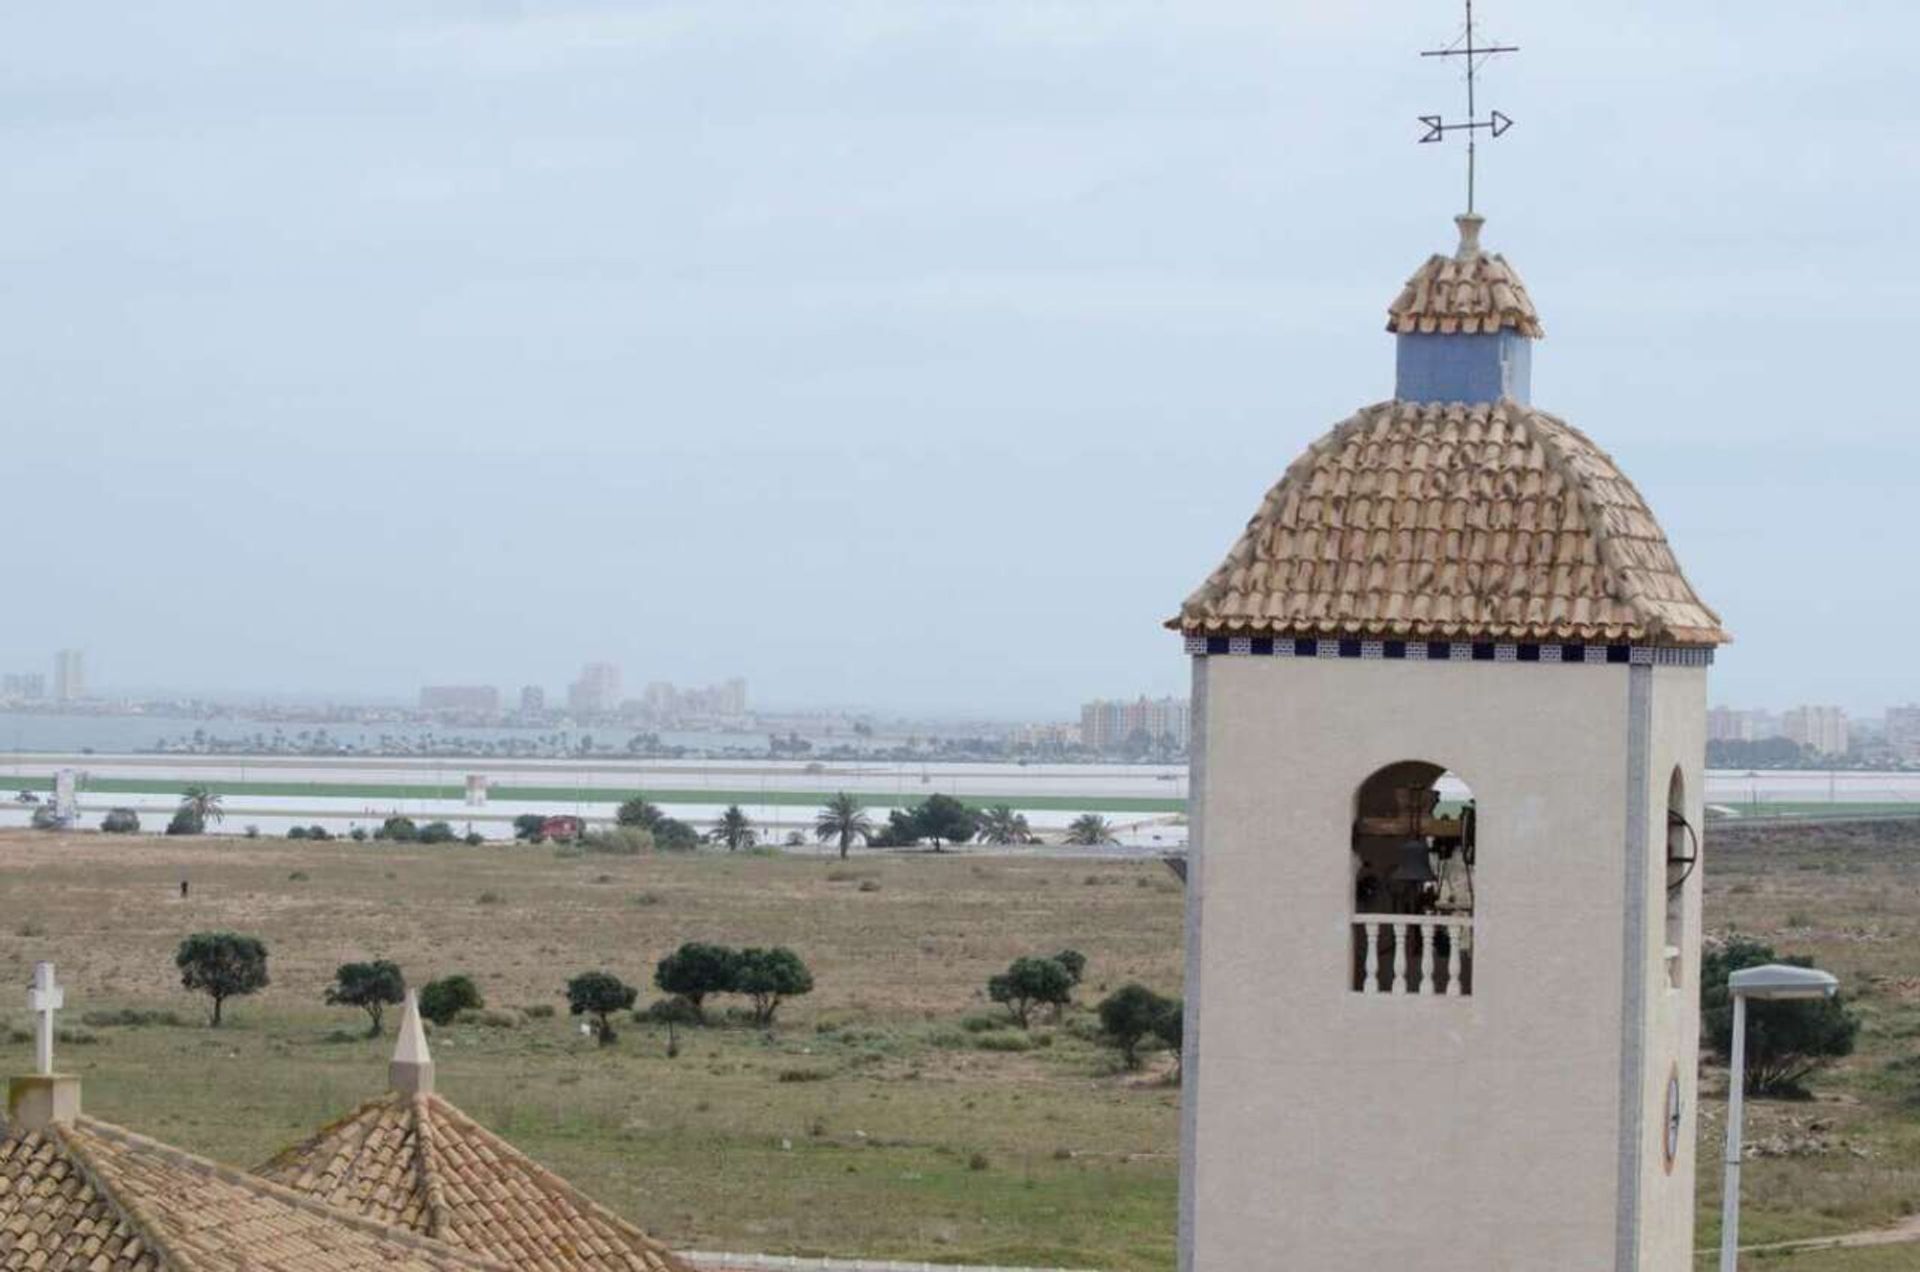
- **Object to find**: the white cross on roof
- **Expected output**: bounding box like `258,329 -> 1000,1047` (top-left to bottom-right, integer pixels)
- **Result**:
28,961 -> 63,1076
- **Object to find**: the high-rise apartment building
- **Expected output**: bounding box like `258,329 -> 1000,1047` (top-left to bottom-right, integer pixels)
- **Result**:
419,685 -> 501,713
1,672 -> 46,700
519,685 -> 546,715
1781,705 -> 1849,757
52,650 -> 84,702
1884,705 -> 1920,761
1080,695 -> 1191,752
567,662 -> 623,716
1706,706 -> 1778,742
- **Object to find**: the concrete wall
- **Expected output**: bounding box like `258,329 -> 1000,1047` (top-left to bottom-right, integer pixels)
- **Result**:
1182,653 -> 1694,1272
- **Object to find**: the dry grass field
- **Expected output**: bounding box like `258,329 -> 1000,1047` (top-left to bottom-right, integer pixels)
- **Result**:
2,821 -> 1918,1270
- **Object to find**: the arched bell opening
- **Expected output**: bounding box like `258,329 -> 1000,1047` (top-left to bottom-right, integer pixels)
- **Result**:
1350,761 -> 1475,997
1664,767 -> 1695,989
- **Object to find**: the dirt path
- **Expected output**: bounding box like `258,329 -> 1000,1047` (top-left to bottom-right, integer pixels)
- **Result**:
1737,1211 -> 1920,1255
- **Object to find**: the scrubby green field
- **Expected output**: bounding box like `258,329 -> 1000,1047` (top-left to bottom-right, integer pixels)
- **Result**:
2,824 -> 1918,1270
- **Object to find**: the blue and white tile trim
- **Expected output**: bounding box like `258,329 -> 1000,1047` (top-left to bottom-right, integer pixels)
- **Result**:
1183,635 -> 1714,667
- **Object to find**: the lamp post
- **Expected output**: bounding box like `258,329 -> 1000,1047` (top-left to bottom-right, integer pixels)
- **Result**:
1719,963 -> 1840,1272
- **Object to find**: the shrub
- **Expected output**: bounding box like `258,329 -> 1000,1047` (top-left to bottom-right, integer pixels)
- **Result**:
288,826 -> 309,840
175,932 -> 270,1027
100,808 -> 141,834
987,957 -> 1075,1028
735,947 -> 814,1025
307,825 -> 333,841
288,870 -> 309,881
653,817 -> 701,852
418,975 -> 484,1026
418,821 -> 456,844
244,824 -> 261,839
1053,949 -> 1088,985
81,1008 -> 186,1028
1096,983 -> 1177,1069
654,943 -> 741,1021
324,960 -> 406,1037
642,996 -> 702,1057
348,826 -> 368,842
377,816 -> 418,842
1703,937 -> 1859,1096
166,809 -> 205,836
614,797 -> 662,828
523,1003 -> 556,1020
477,891 -> 504,905
512,813 -> 548,841
567,971 -> 638,1045
582,826 -> 653,856
975,1031 -> 1035,1053
463,832 -> 485,846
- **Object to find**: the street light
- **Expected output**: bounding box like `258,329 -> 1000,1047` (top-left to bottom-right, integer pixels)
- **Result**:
1719,963 -> 1840,1271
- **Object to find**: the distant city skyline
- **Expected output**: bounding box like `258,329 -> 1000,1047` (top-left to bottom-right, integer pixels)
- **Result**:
1,7 -> 1915,714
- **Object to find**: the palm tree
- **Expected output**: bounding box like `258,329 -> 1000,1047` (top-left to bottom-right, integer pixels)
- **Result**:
1063,813 -> 1114,846
975,805 -> 1032,845
179,785 -> 225,827
814,792 -> 873,860
709,804 -> 757,852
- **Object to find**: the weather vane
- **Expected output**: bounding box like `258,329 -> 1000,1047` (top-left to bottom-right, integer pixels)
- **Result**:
1419,0 -> 1518,215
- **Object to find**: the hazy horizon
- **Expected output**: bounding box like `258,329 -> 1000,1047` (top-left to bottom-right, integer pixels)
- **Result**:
4,3 -> 1914,717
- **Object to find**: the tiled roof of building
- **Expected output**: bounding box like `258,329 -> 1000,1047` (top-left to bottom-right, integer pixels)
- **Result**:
1172,398 -> 1727,646
257,1093 -> 689,1272
0,1116 -> 497,1272
1386,214 -> 1543,338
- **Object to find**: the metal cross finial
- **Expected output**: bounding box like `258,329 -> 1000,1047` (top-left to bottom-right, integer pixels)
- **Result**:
1418,0 -> 1518,216
28,961 -> 64,1076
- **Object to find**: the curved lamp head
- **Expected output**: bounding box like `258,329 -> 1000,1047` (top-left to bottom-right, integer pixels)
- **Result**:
1729,964 -> 1839,1001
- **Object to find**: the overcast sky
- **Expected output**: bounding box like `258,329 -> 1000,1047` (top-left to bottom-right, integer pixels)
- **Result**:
1,2 -> 1912,716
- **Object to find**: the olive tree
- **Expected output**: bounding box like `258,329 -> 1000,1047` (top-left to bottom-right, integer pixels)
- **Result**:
567,971 -> 639,1045
1704,937 -> 1859,1096
988,956 -> 1075,1028
1096,983 -> 1178,1069
734,947 -> 814,1025
325,960 -> 407,1037
654,942 -> 740,1021
176,932 -> 270,1027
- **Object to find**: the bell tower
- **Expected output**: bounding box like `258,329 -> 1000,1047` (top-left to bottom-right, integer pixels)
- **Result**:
1171,208 -> 1726,1271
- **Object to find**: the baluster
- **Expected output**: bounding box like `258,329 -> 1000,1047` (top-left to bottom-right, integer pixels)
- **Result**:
1447,925 -> 1465,997
1421,921 -> 1438,995
1391,923 -> 1409,995
1362,922 -> 1380,994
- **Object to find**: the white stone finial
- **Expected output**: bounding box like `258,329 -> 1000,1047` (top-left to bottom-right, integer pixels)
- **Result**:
1454,212 -> 1485,260
389,988 -> 434,1095
28,962 -> 63,1077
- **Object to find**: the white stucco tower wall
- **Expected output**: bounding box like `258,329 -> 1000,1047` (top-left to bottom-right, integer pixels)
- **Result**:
1180,654 -> 1707,1272
1172,215 -> 1726,1272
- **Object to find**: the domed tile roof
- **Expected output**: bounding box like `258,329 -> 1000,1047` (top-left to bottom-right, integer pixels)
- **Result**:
1172,399 -> 1726,646
1386,214 -> 1542,337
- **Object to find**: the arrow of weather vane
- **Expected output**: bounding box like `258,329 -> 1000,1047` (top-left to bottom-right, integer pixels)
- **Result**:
1419,0 -> 1517,215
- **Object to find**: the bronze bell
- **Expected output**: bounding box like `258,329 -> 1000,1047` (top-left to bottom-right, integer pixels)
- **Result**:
1388,837 -> 1437,886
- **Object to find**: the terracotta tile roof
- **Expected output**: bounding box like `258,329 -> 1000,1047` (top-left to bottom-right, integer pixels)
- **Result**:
258,1094 -> 689,1272
1172,399 -> 1727,646
1,1117 -> 498,1272
1386,216 -> 1543,338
